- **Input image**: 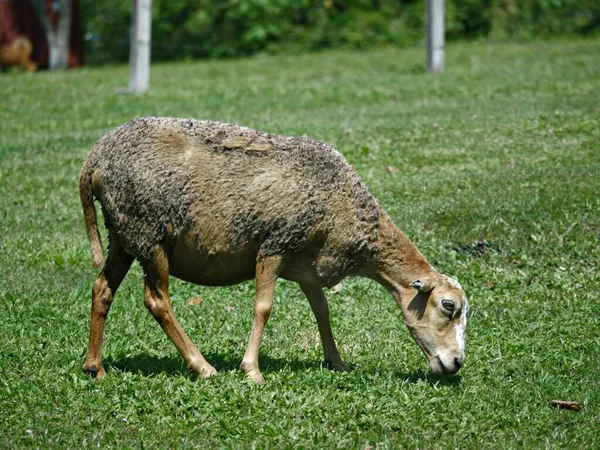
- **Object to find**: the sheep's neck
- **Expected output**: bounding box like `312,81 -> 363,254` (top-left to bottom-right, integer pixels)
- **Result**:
361,211 -> 436,298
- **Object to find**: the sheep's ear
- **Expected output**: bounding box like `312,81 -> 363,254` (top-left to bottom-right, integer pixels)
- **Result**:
411,280 -> 423,290
411,278 -> 435,293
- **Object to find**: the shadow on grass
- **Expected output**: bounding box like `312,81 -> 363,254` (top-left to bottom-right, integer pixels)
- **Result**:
103,351 -> 322,378
392,369 -> 462,387
104,352 -> 461,386
104,354 -> 186,377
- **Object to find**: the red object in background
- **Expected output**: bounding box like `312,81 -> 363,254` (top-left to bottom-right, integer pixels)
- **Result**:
0,0 -> 83,68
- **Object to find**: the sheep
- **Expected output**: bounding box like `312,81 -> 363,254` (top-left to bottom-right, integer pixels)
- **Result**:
80,117 -> 468,383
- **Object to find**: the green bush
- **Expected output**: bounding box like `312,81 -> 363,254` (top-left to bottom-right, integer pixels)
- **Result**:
80,0 -> 600,63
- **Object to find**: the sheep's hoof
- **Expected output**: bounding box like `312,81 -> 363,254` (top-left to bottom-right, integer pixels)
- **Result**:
83,363 -> 106,380
326,359 -> 349,372
241,361 -> 265,383
200,365 -> 218,379
188,361 -> 218,379
245,368 -> 265,384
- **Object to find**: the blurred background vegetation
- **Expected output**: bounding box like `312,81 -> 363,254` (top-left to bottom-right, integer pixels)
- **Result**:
81,0 -> 600,63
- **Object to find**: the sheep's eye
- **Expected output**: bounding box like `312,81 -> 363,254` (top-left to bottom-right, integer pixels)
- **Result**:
441,300 -> 455,313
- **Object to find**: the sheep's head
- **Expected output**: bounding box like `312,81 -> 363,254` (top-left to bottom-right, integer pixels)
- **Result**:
399,275 -> 468,376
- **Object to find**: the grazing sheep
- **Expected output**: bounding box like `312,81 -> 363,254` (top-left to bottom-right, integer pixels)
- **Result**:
80,117 -> 468,382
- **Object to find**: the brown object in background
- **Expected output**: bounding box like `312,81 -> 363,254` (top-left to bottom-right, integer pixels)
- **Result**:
0,0 -> 83,69
0,36 -> 37,72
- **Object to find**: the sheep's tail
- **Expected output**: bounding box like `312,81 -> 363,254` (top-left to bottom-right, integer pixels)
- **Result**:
79,162 -> 104,268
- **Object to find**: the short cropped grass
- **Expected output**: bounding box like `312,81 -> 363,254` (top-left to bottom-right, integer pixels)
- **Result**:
1,39 -> 599,448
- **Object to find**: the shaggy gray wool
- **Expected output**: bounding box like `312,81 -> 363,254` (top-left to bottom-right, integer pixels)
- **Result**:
82,117 -> 380,277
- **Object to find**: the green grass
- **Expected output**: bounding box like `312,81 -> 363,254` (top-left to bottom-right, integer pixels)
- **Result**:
1,39 -> 599,448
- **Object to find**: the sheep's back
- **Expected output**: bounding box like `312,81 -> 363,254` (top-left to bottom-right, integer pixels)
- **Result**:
84,117 -> 379,269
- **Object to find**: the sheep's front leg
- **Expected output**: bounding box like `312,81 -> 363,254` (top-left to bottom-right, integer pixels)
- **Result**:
143,246 -> 217,379
300,283 -> 347,371
241,255 -> 283,383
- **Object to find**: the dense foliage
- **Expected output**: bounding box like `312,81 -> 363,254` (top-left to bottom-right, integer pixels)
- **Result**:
81,0 -> 600,62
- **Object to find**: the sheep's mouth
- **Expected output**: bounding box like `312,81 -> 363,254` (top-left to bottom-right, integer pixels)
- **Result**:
437,357 -> 454,376
429,356 -> 445,376
431,355 -> 461,377
407,329 -> 454,377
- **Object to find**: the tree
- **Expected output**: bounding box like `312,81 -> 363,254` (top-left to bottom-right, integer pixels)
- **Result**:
30,0 -> 73,70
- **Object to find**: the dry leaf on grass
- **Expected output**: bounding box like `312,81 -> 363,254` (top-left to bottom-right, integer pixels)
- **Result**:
187,296 -> 204,305
551,400 -> 581,412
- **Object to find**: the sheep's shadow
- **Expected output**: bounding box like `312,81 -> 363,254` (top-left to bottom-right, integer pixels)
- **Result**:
104,351 -> 322,378
391,369 -> 462,387
105,353 -> 187,377
104,352 -> 461,386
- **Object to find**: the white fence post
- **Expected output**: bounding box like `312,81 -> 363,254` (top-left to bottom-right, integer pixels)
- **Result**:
426,0 -> 444,73
129,0 -> 152,94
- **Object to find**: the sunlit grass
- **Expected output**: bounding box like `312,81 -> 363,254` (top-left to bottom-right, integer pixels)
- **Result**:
1,39 -> 599,448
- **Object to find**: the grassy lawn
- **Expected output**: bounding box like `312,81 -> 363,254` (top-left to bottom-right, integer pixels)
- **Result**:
1,39 -> 599,448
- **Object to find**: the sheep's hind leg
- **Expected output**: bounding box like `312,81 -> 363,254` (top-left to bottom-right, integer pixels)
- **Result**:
300,283 -> 348,371
83,233 -> 134,379
241,255 -> 284,383
143,245 -> 217,379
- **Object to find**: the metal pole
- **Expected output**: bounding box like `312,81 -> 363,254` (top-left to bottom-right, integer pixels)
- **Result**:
426,0 -> 444,73
129,0 -> 151,93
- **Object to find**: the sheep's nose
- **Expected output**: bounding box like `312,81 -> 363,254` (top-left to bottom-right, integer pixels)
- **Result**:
454,357 -> 463,371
